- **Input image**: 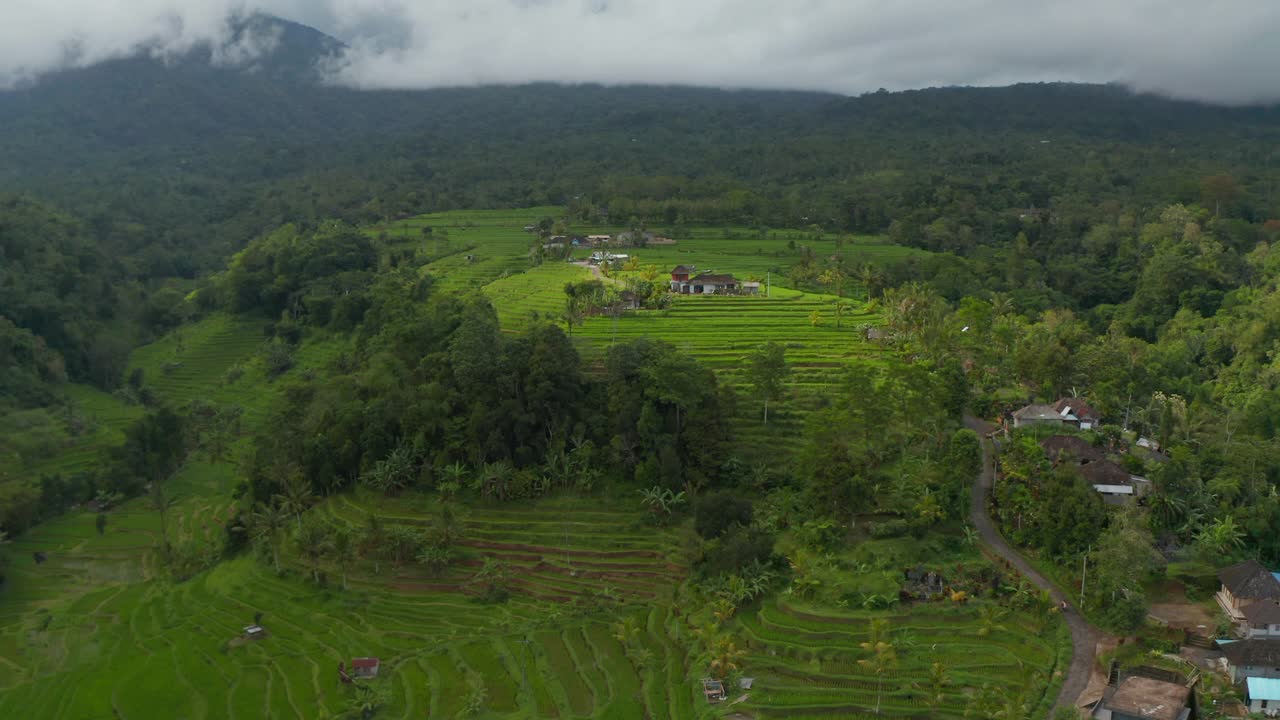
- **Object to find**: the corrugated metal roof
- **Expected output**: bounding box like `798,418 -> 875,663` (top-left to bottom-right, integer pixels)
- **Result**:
1094,484 -> 1135,494
1248,676 -> 1280,701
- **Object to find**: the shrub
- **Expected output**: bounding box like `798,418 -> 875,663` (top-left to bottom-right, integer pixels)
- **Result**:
700,526 -> 776,577
694,492 -> 753,539
869,519 -> 912,539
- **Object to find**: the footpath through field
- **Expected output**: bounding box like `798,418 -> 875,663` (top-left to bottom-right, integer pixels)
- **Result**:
964,415 -> 1102,716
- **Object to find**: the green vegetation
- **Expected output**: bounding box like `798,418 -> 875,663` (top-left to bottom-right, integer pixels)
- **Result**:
8,49 -> 1280,719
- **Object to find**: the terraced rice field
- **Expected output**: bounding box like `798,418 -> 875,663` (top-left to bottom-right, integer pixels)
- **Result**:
573,288 -> 890,455
738,599 -> 1067,719
128,313 -> 350,428
0,493 -> 702,719
15,384 -> 145,479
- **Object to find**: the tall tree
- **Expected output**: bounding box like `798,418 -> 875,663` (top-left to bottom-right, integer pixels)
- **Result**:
745,342 -> 791,425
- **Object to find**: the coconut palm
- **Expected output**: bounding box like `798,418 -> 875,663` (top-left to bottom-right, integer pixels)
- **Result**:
275,474 -> 316,533
330,528 -> 356,590
858,619 -> 898,715
293,520 -> 333,585
706,633 -> 746,680
247,502 -> 287,573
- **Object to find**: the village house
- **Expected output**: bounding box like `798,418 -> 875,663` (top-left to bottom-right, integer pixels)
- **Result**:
1218,638 -> 1280,683
1081,460 -> 1150,505
351,657 -> 380,679
1054,397 -> 1102,430
1093,676 -> 1192,720
589,251 -> 628,265
1248,677 -> 1280,716
669,266 -> 740,294
586,234 -> 612,246
1012,403 -> 1065,428
1218,560 -> 1280,638
1039,436 -> 1148,504
1014,398 -> 1103,429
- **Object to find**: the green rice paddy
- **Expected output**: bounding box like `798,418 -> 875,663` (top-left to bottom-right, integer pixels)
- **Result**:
0,207 -> 1069,719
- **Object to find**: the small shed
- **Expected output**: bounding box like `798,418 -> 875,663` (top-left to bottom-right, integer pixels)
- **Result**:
243,625 -> 266,640
352,657 -> 380,679
702,678 -> 726,703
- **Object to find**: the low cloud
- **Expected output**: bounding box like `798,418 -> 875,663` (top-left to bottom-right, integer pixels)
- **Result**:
4,1 -> 1280,104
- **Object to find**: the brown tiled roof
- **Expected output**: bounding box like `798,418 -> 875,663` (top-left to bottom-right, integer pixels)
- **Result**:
1220,560 -> 1280,600
1106,676 -> 1190,720
671,265 -> 695,274
1079,460 -> 1132,486
1244,600 -> 1280,626
1041,435 -> 1103,463
1221,639 -> 1280,666
352,657 -> 380,669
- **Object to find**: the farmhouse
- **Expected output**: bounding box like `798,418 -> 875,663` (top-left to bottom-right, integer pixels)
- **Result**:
669,266 -> 740,294
1054,397 -> 1102,429
1218,560 -> 1280,638
589,251 -> 628,265
1219,638 -> 1280,683
1095,676 -> 1192,720
351,657 -> 380,679
1013,398 -> 1102,429
586,234 -> 612,246
1080,460 -> 1150,506
1012,403 -> 1064,428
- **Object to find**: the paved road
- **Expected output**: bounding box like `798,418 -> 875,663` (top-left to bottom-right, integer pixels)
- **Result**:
964,417 -> 1101,715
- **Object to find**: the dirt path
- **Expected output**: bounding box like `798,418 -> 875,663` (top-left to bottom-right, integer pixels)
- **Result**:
964,415 -> 1101,715
573,260 -> 624,286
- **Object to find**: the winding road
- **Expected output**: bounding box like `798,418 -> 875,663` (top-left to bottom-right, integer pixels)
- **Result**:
964,416 -> 1101,715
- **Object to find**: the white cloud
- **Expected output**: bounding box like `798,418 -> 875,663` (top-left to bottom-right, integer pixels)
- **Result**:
3,1 -> 1280,104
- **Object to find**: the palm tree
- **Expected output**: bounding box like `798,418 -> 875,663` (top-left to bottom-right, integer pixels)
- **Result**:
706,633 -> 746,680
977,605 -> 1007,637
480,461 -> 514,502
858,263 -> 885,301
330,528 -> 356,590
924,661 -> 949,711
275,474 -> 316,533
293,520 -> 333,585
858,619 -> 898,715
247,503 -> 287,573
441,461 -> 469,491
151,481 -> 180,557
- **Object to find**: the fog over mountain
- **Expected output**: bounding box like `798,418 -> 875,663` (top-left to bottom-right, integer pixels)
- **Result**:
4,1 -> 1280,104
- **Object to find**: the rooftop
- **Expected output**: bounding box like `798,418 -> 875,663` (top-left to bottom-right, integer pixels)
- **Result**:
1041,435 -> 1102,463
1249,676 -> 1280,702
1220,560 -> 1280,600
1013,403 -> 1061,421
1054,397 -> 1100,421
1106,676 -> 1191,720
1220,638 -> 1280,667
1080,459 -> 1133,487
1243,599 -> 1280,625
691,273 -> 738,284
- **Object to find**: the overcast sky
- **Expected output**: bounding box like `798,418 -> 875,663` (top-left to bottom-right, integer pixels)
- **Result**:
4,1 -> 1280,104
